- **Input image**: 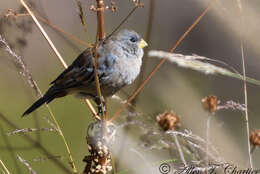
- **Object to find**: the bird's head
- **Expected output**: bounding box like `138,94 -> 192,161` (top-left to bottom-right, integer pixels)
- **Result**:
111,29 -> 148,58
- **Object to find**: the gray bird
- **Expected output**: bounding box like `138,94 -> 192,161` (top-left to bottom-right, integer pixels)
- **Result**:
22,29 -> 148,116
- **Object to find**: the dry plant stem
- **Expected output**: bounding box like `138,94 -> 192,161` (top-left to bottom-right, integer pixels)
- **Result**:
73,0 -> 90,41
0,159 -> 11,174
19,0 -> 67,68
206,115 -> 212,171
96,0 -> 105,40
17,155 -> 36,174
238,1 -> 253,167
94,0 -> 106,123
93,44 -> 105,118
173,134 -> 187,166
110,0 -> 217,121
19,0 -> 78,172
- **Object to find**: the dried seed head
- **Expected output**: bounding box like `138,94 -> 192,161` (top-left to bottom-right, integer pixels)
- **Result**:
201,95 -> 218,113
156,111 -> 180,131
96,165 -> 101,170
250,129 -> 260,146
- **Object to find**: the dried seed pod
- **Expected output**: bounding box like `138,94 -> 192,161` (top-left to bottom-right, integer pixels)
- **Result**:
83,121 -> 116,174
201,95 -> 218,113
156,111 -> 180,131
250,129 -> 260,146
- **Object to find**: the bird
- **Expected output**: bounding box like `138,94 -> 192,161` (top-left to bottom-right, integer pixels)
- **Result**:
22,29 -> 148,116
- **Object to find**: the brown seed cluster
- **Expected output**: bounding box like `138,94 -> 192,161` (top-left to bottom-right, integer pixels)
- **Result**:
250,129 -> 260,146
201,95 -> 218,113
156,111 -> 180,131
83,141 -> 112,174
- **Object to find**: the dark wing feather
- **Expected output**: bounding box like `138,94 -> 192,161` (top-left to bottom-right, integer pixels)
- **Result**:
50,48 -> 94,88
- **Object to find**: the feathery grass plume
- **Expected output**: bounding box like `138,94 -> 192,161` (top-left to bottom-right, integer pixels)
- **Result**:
166,130 -> 225,163
17,154 -> 36,174
7,127 -> 56,136
217,100 -> 246,111
148,50 -> 260,86
0,34 -> 41,98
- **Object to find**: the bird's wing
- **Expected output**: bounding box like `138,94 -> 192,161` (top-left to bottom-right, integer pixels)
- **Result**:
50,47 -> 117,90
50,48 -> 95,88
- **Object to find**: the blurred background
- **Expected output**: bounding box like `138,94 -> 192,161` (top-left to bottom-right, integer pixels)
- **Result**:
0,0 -> 260,173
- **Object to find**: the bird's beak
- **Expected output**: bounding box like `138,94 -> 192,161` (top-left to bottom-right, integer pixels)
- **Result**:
138,39 -> 148,48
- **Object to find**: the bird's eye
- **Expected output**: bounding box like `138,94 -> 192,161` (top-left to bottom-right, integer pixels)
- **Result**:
130,36 -> 138,43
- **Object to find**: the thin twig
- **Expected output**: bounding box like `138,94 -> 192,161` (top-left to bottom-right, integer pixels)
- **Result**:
94,0 -> 106,120
206,115 -> 213,171
0,159 -> 11,174
110,0 -> 217,121
96,0 -> 105,40
173,134 -> 187,166
17,155 -> 36,174
73,0 -> 90,41
237,0 -> 253,168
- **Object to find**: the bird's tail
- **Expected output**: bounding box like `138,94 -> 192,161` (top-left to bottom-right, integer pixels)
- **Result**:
22,87 -> 66,117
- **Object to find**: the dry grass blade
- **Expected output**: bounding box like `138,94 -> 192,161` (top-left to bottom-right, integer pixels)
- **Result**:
173,134 -> 187,166
236,0 -> 253,168
17,155 -> 36,174
0,159 -> 11,174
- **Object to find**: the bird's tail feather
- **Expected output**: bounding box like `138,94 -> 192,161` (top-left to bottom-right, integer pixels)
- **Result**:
22,85 -> 68,117
22,93 -> 57,117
